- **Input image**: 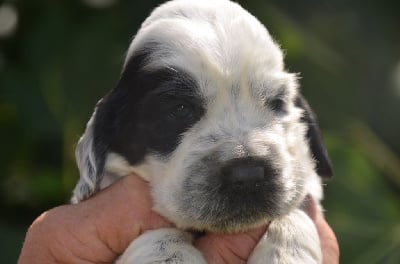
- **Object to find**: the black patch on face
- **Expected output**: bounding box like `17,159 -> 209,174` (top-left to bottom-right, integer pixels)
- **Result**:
136,73 -> 205,155
92,50 -> 204,175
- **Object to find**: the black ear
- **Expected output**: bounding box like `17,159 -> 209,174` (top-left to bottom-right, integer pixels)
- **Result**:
295,95 -> 333,179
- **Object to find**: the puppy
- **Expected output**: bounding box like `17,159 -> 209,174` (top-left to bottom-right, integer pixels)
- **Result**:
72,0 -> 333,263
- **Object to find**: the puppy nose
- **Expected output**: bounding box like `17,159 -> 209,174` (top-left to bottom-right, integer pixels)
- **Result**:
220,159 -> 269,187
223,165 -> 264,185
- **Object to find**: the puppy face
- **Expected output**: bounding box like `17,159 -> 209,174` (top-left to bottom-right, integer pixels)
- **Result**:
73,0 -> 332,233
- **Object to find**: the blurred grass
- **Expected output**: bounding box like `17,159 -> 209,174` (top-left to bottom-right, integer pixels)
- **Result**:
323,124 -> 400,263
0,223 -> 26,263
0,0 -> 399,263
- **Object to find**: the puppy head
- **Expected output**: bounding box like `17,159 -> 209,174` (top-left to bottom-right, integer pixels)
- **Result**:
72,0 -> 332,232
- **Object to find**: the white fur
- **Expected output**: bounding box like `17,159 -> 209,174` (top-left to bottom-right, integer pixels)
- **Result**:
116,228 -> 206,264
249,209 -> 322,263
72,0 -> 326,263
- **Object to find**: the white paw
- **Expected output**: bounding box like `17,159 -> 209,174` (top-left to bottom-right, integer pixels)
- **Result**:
248,209 -> 322,264
116,228 -> 206,264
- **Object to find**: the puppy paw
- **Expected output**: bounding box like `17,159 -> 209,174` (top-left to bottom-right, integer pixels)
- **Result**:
116,228 -> 206,264
248,209 -> 322,264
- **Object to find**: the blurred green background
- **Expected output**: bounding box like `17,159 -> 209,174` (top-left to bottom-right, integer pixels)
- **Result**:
1,0 -> 399,263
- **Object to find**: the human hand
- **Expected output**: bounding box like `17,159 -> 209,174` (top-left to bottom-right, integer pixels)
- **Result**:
18,174 -> 339,264
18,175 -> 173,263
304,196 -> 340,264
194,196 -> 339,264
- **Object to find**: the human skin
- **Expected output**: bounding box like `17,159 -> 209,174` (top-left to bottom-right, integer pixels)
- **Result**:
18,174 -> 339,264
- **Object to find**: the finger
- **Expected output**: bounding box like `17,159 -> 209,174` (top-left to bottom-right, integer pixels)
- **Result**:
314,215 -> 339,264
304,196 -> 339,264
77,174 -> 173,254
194,224 -> 268,264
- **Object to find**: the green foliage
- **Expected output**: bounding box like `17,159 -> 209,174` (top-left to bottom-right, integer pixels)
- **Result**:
0,0 -> 399,263
324,131 -> 400,263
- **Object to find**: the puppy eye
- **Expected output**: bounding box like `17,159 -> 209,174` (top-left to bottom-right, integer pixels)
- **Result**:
269,98 -> 287,113
169,102 -> 194,120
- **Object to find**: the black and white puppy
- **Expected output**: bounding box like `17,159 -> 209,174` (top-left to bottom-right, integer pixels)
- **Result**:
72,0 -> 333,263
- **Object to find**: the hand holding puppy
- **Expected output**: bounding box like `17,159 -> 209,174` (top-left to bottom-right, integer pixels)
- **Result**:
19,174 -> 338,264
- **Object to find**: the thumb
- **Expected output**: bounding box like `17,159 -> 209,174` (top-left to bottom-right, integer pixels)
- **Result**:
19,175 -> 172,264
79,174 -> 173,254
194,224 -> 268,264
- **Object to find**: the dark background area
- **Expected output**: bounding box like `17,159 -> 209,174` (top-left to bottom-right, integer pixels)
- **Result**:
1,0 -> 399,263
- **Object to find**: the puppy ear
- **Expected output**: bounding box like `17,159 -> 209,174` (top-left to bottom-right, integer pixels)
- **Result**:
296,95 -> 333,178
71,111 -> 102,203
